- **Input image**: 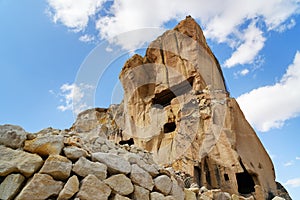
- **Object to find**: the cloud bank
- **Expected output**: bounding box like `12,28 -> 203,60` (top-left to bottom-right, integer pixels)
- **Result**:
237,51 -> 300,132
47,0 -> 300,67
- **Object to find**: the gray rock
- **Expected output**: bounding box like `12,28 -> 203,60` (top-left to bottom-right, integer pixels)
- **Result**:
123,153 -> 159,177
113,194 -> 131,200
15,173 -> 63,200
170,177 -> 184,200
133,185 -> 150,200
214,192 -> 231,200
40,155 -> 72,180
63,146 -> 88,161
154,175 -> 172,195
73,157 -> 107,180
77,174 -> 111,200
0,174 -> 25,200
58,175 -> 79,200
150,192 -> 165,200
0,145 -> 43,177
104,174 -> 134,196
92,152 -> 131,174
130,164 -> 154,190
0,124 -> 27,149
165,196 -> 176,200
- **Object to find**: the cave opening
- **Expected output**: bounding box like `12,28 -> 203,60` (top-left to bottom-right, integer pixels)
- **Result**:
236,171 -> 255,194
163,122 -> 176,133
152,77 -> 194,107
204,157 -> 212,189
224,173 -> 229,181
119,138 -> 134,146
152,88 -> 176,107
193,166 -> 201,186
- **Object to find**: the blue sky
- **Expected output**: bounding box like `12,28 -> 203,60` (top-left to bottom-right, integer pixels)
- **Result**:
1,0 -> 300,198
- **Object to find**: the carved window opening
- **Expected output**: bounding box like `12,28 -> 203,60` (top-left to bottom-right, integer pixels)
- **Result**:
163,122 -> 176,133
224,173 -> 229,181
204,157 -> 212,189
236,171 -> 255,194
119,138 -> 134,146
152,88 -> 176,107
193,166 -> 201,186
152,77 -> 194,107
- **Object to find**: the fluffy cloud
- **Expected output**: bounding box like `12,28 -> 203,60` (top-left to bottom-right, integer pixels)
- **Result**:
224,22 -> 266,68
234,69 -> 250,78
57,83 -> 94,115
79,34 -> 95,43
285,177 -> 300,188
47,0 -> 105,32
237,51 -> 300,132
46,0 -> 300,67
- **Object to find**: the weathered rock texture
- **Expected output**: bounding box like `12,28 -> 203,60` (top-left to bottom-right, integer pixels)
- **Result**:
0,16 -> 292,200
109,16 -> 287,199
0,125 -> 185,200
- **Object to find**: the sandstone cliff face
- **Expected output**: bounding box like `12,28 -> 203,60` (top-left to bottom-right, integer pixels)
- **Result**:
0,16 -> 292,200
111,16 -> 284,199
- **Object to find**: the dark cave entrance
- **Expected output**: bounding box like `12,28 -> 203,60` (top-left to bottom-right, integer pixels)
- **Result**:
119,138 -> 134,146
152,88 -> 176,107
163,122 -> 176,133
236,171 -> 255,194
224,173 -> 229,181
152,77 -> 194,107
193,166 -> 201,186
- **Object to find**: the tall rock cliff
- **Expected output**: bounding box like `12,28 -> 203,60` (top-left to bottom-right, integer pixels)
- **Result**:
106,16 -> 286,199
0,16 -> 291,200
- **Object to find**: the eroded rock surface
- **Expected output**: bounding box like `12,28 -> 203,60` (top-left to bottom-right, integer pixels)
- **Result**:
15,173 -> 63,200
0,125 -> 27,149
113,16 -> 281,199
0,145 -> 43,177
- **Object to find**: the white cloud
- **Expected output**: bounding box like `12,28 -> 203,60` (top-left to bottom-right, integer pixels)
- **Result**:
237,51 -> 300,132
296,156 -> 300,160
285,177 -> 300,188
234,69 -> 250,78
276,18 -> 297,33
79,34 -> 95,43
224,22 -> 266,68
57,83 -> 94,115
240,69 -> 250,76
284,161 -> 294,167
46,0 -> 300,66
47,0 -> 105,32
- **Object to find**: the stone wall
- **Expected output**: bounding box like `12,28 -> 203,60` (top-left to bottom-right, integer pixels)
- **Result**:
0,125 -> 185,200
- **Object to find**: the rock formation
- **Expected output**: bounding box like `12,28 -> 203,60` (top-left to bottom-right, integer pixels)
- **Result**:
113,16 -> 287,199
0,16 -> 292,200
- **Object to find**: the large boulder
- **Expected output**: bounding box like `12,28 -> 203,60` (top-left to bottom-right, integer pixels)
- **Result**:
39,155 -> 72,180
73,157 -> 107,180
0,173 -> 25,200
0,145 -> 43,177
92,152 -> 131,174
0,124 -> 27,149
15,173 -> 63,200
77,174 -> 111,200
